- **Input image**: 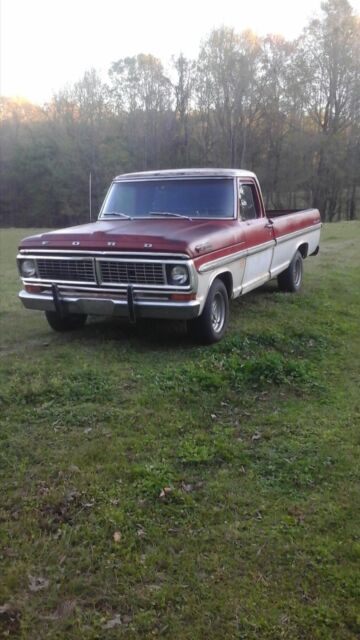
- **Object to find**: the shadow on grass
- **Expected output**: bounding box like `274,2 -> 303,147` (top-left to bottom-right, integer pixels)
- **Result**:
63,316 -> 194,351
48,281 -> 282,351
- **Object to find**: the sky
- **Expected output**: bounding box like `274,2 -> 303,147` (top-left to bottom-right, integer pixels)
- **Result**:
1,0 -> 360,105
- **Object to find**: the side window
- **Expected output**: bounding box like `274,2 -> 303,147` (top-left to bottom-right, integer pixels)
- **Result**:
238,183 -> 258,220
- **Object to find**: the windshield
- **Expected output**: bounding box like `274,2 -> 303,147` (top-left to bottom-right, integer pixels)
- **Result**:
100,178 -> 235,219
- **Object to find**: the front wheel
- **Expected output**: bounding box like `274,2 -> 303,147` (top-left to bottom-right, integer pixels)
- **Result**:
187,279 -> 229,344
45,311 -> 87,332
277,250 -> 303,292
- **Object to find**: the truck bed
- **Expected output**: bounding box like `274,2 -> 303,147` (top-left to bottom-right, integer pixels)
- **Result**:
267,208 -> 316,218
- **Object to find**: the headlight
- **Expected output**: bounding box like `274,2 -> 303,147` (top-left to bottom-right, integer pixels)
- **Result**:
20,259 -> 36,278
167,264 -> 189,286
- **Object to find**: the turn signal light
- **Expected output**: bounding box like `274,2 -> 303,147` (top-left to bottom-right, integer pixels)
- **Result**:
25,284 -> 45,293
170,293 -> 196,302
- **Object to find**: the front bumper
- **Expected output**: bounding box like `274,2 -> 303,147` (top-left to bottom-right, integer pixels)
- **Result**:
19,290 -> 201,321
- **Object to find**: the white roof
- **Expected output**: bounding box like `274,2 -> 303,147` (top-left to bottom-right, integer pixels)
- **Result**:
114,168 -> 256,181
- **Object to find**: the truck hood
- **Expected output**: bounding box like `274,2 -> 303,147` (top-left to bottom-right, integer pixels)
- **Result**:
19,218 -> 242,258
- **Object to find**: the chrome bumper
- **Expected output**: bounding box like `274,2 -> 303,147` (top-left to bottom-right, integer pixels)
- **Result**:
19,290 -> 200,321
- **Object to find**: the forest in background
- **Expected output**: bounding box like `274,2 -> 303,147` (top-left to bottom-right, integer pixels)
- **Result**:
1,0 -> 359,227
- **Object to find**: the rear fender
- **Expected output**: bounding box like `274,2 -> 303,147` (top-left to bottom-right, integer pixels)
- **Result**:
296,242 -> 309,259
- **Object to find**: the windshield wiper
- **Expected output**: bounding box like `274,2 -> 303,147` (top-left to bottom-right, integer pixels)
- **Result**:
149,211 -> 192,220
102,211 -> 132,219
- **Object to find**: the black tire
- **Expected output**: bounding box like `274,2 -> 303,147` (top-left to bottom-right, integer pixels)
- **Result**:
45,310 -> 87,332
277,250 -> 303,292
187,278 -> 229,344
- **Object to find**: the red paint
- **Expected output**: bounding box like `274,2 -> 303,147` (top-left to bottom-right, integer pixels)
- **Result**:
20,219 -> 241,259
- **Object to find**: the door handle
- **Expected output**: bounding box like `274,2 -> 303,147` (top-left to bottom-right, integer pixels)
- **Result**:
265,221 -> 273,229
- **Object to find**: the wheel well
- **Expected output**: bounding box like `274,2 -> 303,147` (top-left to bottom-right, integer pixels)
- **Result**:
215,272 -> 233,299
310,245 -> 320,256
297,243 -> 308,258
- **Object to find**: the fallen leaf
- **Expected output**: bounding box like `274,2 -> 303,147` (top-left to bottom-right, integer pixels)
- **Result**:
55,599 -> 77,619
0,603 -> 21,632
65,490 -> 81,502
251,432 -> 262,441
113,531 -> 122,543
37,482 -> 50,496
40,599 -> 76,621
279,614 -> 290,625
159,486 -> 172,499
103,614 -> 122,629
68,464 -> 81,474
28,575 -> 49,592
2,548 -> 17,558
0,604 -> 11,615
181,482 -> 193,493
287,506 -> 305,524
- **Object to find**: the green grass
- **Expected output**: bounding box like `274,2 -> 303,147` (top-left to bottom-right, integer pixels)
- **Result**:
0,224 -> 360,639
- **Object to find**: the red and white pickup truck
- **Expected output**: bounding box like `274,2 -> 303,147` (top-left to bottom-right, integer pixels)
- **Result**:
17,169 -> 321,343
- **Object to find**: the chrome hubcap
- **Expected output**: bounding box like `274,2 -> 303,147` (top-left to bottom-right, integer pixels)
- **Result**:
294,258 -> 302,286
211,292 -> 225,333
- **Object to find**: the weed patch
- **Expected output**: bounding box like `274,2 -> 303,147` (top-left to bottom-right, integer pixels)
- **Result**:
1,366 -> 113,406
152,337 -> 320,397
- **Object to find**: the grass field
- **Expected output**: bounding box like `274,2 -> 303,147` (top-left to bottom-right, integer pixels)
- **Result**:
1,224 -> 360,639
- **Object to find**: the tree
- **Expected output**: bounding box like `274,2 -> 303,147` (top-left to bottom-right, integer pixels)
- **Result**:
109,54 -> 172,168
172,54 -> 194,165
297,0 -> 360,218
196,27 -> 261,167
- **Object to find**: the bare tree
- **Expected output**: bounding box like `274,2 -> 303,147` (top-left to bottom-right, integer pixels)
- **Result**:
297,0 -> 360,219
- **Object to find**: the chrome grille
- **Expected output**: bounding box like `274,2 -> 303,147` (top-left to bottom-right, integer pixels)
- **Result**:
99,260 -> 165,286
37,259 -> 95,282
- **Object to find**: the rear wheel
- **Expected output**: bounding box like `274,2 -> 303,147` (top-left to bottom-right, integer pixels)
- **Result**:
277,250 -> 303,292
187,278 -> 229,344
45,311 -> 87,332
